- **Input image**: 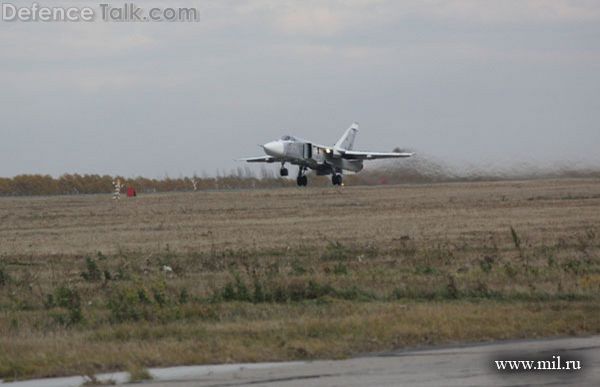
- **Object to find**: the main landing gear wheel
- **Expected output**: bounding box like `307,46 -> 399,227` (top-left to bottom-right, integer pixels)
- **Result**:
332,174 -> 343,186
296,167 -> 308,187
280,167 -> 289,177
296,175 -> 308,187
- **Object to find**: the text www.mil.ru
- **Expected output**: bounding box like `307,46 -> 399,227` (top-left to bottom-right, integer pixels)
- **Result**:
494,355 -> 582,371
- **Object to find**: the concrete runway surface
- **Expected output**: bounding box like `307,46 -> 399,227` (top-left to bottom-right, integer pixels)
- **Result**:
4,335 -> 598,387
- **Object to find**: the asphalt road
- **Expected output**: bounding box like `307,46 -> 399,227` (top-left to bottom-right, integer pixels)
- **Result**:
134,335 -> 599,387
3,336 -> 599,387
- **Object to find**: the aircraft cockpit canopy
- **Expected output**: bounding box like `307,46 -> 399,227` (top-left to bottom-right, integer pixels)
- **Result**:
280,135 -> 296,141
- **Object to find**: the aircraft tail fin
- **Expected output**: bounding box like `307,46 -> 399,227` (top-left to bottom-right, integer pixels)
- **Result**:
334,122 -> 359,150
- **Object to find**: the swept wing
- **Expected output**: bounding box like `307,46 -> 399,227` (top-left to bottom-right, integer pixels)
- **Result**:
340,150 -> 414,160
237,156 -> 278,163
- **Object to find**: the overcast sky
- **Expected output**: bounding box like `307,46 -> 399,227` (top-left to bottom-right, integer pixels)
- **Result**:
1,0 -> 599,178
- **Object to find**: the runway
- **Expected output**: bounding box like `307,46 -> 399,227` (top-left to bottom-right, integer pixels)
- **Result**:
4,335 -> 598,387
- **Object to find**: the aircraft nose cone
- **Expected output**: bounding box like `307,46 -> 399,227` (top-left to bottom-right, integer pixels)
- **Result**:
263,141 -> 284,156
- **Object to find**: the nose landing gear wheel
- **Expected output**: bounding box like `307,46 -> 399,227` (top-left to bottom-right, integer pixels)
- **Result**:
280,168 -> 289,177
332,174 -> 342,186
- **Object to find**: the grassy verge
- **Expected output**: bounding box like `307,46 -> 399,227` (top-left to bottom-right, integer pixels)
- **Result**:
0,227 -> 599,380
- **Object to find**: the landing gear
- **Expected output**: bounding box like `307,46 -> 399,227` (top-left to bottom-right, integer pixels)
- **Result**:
280,165 -> 289,177
296,175 -> 308,186
331,174 -> 343,186
296,167 -> 308,187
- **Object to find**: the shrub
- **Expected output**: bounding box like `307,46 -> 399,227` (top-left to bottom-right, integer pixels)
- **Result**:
290,259 -> 307,275
321,241 -> 349,261
114,266 -> 131,281
333,262 -> 348,275
479,256 -> 495,273
216,276 -> 348,303
415,265 -> 438,275
504,262 -> 518,279
107,287 -> 147,323
252,279 -> 266,303
363,242 -> 379,259
446,275 -> 459,299
50,285 -> 84,325
234,274 -> 251,301
127,364 -> 152,382
0,264 -> 9,287
300,280 -> 334,300
563,258 -> 587,275
81,257 -> 103,282
219,274 -> 252,302
335,285 -> 376,301
107,281 -> 174,323
178,288 -> 189,304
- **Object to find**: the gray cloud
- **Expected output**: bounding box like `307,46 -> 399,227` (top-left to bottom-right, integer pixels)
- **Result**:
1,0 -> 599,177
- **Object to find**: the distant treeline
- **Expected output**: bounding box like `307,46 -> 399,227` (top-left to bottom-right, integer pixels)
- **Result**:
0,170 -> 415,196
0,173 -> 294,196
1,158 -> 599,196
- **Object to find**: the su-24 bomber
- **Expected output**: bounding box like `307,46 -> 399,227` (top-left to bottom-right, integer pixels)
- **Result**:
240,122 -> 414,186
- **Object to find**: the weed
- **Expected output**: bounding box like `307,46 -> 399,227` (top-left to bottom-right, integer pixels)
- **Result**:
415,265 -> 438,275
107,284 -> 160,323
234,274 -> 251,301
219,274 -> 251,302
50,285 -> 84,326
394,235 -> 418,257
290,259 -> 307,275
252,279 -> 266,303
446,275 -> 459,299
585,228 -> 596,241
321,241 -> 349,261
504,262 -> 518,279
215,275 -> 359,303
127,364 -> 153,382
479,256 -> 495,273
473,281 -> 490,298
391,287 -> 405,300
363,242 -> 379,259
563,258 -> 587,275
333,262 -> 348,275
114,265 -> 130,281
0,263 -> 9,287
179,288 -> 189,304
510,226 -> 521,250
335,286 -> 376,301
81,257 -> 102,282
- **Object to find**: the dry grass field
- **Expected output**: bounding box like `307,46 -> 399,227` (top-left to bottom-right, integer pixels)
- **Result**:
1,179 -> 600,380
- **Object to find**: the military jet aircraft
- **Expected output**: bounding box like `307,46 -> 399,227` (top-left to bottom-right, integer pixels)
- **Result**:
240,122 -> 414,186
